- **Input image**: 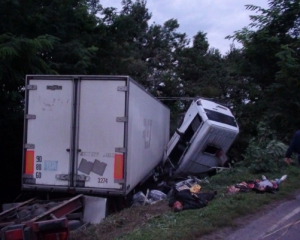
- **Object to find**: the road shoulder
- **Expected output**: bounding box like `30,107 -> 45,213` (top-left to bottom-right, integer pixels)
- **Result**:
199,189 -> 300,240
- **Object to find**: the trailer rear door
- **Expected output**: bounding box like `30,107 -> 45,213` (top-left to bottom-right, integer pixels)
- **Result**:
76,79 -> 126,190
25,78 -> 74,186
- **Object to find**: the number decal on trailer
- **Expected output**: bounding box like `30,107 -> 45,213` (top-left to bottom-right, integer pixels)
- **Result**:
36,156 -> 42,162
36,172 -> 42,178
36,164 -> 42,170
36,156 -> 42,179
98,178 -> 108,184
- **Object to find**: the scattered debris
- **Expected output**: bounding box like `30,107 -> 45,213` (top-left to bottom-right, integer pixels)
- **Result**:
131,189 -> 167,207
130,175 -> 215,212
167,177 -> 216,212
227,175 -> 288,194
169,189 -> 217,212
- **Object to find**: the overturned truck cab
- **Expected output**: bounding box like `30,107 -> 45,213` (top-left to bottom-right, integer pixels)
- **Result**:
163,98 -> 239,177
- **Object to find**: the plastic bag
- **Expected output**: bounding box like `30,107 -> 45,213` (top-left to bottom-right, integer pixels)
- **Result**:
149,190 -> 167,201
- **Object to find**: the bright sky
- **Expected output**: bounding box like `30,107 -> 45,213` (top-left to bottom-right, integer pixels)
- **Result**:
99,0 -> 269,55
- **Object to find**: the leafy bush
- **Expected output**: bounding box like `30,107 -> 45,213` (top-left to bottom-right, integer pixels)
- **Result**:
241,122 -> 287,173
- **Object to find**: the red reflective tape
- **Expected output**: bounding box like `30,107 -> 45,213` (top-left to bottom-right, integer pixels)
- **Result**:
25,150 -> 34,174
114,154 -> 124,179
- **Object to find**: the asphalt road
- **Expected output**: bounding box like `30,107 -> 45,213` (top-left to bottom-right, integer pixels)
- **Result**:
226,191 -> 300,240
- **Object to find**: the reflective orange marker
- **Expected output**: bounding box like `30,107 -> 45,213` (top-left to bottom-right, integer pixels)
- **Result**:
114,154 -> 124,179
25,150 -> 34,174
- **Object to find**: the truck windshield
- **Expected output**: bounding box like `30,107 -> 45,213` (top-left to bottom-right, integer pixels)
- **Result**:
204,109 -> 238,127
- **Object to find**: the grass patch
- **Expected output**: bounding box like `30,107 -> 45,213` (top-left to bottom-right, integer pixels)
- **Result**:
70,165 -> 300,240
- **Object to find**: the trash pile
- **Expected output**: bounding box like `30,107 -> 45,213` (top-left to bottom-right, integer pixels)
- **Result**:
227,175 -> 288,194
131,189 -> 168,207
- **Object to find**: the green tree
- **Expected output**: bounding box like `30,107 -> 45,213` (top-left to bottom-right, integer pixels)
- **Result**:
91,0 -> 151,81
0,32 -> 58,203
228,0 -> 300,140
0,0 -> 100,203
0,0 -> 99,74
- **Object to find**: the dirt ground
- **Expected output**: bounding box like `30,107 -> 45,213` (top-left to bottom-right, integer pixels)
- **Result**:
70,200 -> 172,240
70,189 -> 300,240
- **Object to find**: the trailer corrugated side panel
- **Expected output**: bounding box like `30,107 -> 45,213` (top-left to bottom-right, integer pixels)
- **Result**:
126,79 -> 170,194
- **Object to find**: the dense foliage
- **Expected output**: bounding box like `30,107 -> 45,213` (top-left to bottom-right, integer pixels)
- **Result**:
227,0 -> 300,139
0,0 -> 299,202
240,122 -> 288,172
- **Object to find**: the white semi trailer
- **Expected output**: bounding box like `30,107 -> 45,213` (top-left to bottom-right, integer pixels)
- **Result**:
22,75 -> 170,196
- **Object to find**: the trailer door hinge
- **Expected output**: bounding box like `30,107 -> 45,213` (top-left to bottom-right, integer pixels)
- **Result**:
55,174 -> 70,181
23,175 -> 36,184
26,114 -> 36,119
76,174 -> 90,181
26,85 -> 37,90
24,144 -> 35,149
116,117 -> 127,122
117,86 -> 128,92
115,148 -> 126,153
